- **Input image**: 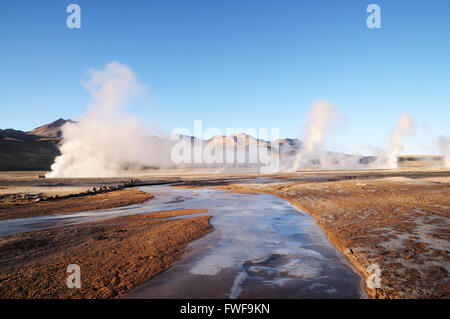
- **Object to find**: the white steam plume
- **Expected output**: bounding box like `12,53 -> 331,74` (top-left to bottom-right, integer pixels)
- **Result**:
438,136 -> 450,167
372,114 -> 415,169
46,62 -> 170,178
290,100 -> 339,171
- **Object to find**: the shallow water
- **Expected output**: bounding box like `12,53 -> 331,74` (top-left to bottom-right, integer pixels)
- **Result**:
124,186 -> 365,298
0,184 -> 365,298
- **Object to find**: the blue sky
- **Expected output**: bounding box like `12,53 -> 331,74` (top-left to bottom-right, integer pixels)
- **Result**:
1,0 -> 449,155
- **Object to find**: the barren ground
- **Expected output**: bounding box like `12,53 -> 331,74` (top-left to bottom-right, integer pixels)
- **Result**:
0,209 -> 212,298
0,189 -> 153,220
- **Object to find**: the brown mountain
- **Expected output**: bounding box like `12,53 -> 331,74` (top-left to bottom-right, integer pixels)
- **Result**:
0,119 -> 72,171
0,129 -> 40,142
29,118 -> 74,138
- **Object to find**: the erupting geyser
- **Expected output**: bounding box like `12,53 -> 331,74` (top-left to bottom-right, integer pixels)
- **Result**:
46,62 -> 163,178
290,100 -> 341,171
372,113 -> 415,169
438,136 -> 450,167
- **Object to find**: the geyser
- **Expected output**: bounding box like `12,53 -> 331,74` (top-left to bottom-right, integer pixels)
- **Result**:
438,136 -> 450,167
46,62 -> 167,178
372,113 -> 415,169
290,100 -> 355,171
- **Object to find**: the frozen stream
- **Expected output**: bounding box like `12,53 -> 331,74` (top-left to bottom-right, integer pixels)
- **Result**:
0,184 -> 365,298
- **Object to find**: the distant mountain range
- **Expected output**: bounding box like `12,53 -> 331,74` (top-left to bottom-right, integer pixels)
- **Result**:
0,118 -> 307,171
1,118 -> 381,171
205,135 -> 302,154
0,118 -> 73,141
29,118 -> 75,138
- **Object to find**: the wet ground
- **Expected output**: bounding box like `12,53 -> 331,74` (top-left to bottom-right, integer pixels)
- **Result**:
125,186 -> 365,298
0,184 -> 366,298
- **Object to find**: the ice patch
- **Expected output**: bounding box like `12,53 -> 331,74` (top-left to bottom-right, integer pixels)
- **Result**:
279,259 -> 321,279
325,287 -> 338,294
228,271 -> 249,299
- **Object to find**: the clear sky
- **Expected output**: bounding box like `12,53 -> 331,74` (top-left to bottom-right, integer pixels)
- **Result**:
1,0 -> 449,155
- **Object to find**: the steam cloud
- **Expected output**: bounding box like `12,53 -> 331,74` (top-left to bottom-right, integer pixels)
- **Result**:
290,100 -> 361,171
45,62 -> 446,177
372,114 -> 415,169
301,100 -> 337,157
46,62 -> 170,178
438,136 -> 450,167
46,62 -> 276,177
